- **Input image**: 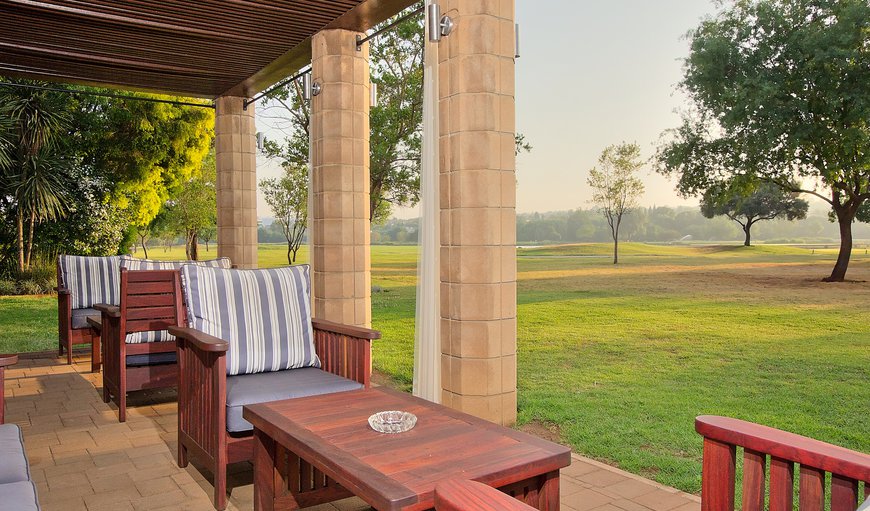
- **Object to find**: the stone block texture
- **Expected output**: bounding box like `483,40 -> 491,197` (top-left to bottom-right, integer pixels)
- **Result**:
438,0 -> 518,425
311,29 -> 372,327
215,96 -> 258,269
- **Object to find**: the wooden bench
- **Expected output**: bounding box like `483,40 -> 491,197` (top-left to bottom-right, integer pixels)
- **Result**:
696,415 -> 870,511
435,479 -> 538,511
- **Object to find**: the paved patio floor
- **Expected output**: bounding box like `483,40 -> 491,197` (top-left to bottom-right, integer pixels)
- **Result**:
3,351 -> 700,511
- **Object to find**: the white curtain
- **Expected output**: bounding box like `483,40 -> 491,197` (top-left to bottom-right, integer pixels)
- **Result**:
413,1 -> 441,403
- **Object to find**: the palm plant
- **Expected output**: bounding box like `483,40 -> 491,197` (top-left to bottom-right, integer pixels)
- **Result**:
0,85 -> 73,271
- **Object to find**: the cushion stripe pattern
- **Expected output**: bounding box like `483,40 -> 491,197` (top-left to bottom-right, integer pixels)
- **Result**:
180,265 -> 318,376
58,255 -> 121,309
120,256 -> 231,270
125,330 -> 176,344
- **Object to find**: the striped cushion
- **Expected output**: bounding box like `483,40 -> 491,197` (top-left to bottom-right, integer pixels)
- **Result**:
58,255 -> 121,309
180,265 -> 317,376
125,330 -> 176,344
120,256 -> 231,270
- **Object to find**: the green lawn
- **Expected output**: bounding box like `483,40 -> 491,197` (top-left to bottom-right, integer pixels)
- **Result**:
2,242 -> 869,494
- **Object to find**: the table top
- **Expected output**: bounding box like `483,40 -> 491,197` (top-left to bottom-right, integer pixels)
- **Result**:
243,386 -> 571,511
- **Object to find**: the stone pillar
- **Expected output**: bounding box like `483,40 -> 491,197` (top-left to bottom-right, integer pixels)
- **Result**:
310,29 -> 372,327
439,0 -> 517,425
214,96 -> 258,269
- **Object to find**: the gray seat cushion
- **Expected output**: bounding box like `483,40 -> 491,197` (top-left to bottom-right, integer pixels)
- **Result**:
0,425 -> 29,485
226,368 -> 363,433
126,351 -> 177,367
70,308 -> 99,330
0,481 -> 40,511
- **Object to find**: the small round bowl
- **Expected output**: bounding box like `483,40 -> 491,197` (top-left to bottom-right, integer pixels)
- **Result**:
368,410 -> 417,434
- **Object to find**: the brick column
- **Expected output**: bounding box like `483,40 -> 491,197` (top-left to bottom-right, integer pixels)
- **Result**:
215,96 -> 258,268
439,0 -> 517,425
310,29 -> 371,327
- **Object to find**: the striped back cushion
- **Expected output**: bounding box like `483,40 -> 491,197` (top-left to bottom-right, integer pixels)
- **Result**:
120,256 -> 231,270
58,255 -> 121,309
126,330 -> 175,344
180,265 -> 317,376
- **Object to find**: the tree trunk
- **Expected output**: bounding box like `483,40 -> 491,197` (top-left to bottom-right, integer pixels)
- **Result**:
287,244 -> 292,265
25,210 -> 35,269
16,211 -> 25,272
824,208 -> 854,282
187,230 -> 199,261
140,236 -> 149,259
743,223 -> 752,247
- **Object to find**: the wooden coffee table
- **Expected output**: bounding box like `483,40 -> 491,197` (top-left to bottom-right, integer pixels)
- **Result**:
243,387 -> 571,511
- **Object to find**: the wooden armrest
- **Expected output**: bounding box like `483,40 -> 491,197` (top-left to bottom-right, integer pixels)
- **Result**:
312,319 -> 381,340
93,303 -> 120,318
54,286 -> 70,295
434,479 -> 536,511
0,354 -> 18,368
169,327 -> 229,353
87,316 -> 102,330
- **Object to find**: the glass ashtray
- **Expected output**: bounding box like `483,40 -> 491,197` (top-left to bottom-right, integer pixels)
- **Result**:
368,410 -> 417,434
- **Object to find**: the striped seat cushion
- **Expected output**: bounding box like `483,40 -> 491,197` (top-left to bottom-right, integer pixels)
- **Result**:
120,256 -> 231,270
58,255 -> 121,309
125,330 -> 176,344
180,265 -> 318,376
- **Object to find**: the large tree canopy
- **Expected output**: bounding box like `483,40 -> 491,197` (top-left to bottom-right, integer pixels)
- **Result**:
75,93 -> 214,228
0,81 -> 214,270
657,0 -> 870,281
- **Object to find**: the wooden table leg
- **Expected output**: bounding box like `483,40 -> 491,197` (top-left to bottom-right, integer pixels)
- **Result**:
253,428 -> 277,511
91,328 -> 101,373
537,471 -> 560,511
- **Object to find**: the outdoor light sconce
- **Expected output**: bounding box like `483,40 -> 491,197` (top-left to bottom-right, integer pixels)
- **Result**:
371,82 -> 378,107
256,132 -> 266,151
302,73 -> 312,101
427,3 -> 454,42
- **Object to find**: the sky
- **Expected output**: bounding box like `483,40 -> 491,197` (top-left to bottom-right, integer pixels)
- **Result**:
256,0 -> 720,220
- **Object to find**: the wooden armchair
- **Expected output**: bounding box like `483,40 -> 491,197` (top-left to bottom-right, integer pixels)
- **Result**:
434,479 -> 538,511
57,255 -> 121,370
91,268 -> 184,422
696,415 -> 870,511
0,354 -> 18,424
169,265 -> 379,510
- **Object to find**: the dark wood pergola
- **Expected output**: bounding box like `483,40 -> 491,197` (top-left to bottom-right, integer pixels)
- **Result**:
0,0 -> 415,98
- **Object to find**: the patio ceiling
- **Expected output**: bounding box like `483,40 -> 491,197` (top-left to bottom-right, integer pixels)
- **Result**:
0,0 -> 416,99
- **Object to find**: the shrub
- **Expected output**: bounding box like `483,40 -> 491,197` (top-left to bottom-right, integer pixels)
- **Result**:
17,279 -> 44,295
0,280 -> 17,296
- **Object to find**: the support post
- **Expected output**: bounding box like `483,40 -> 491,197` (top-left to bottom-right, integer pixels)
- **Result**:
438,0 -> 518,425
215,96 -> 258,269
310,29 -> 372,327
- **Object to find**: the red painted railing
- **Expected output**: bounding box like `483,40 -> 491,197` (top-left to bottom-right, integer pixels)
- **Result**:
696,415 -> 870,511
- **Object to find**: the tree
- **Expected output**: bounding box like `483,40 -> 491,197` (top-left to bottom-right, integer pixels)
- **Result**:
700,181 -> 809,246
73,89 -> 214,234
657,0 -> 870,281
260,163 -> 308,264
164,151 -> 217,260
587,143 -> 645,264
0,85 -> 73,271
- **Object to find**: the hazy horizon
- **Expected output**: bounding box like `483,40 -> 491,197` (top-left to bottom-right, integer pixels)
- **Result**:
256,0 -> 720,220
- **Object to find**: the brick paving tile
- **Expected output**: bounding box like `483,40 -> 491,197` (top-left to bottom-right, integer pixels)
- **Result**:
602,478 -> 661,499
564,488 -> 617,511
4,352 -> 701,511
633,490 -> 698,511
577,467 -> 631,487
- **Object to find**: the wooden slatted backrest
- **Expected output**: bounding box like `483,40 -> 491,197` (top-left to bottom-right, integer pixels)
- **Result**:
696,415 -> 870,511
119,268 -> 185,336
